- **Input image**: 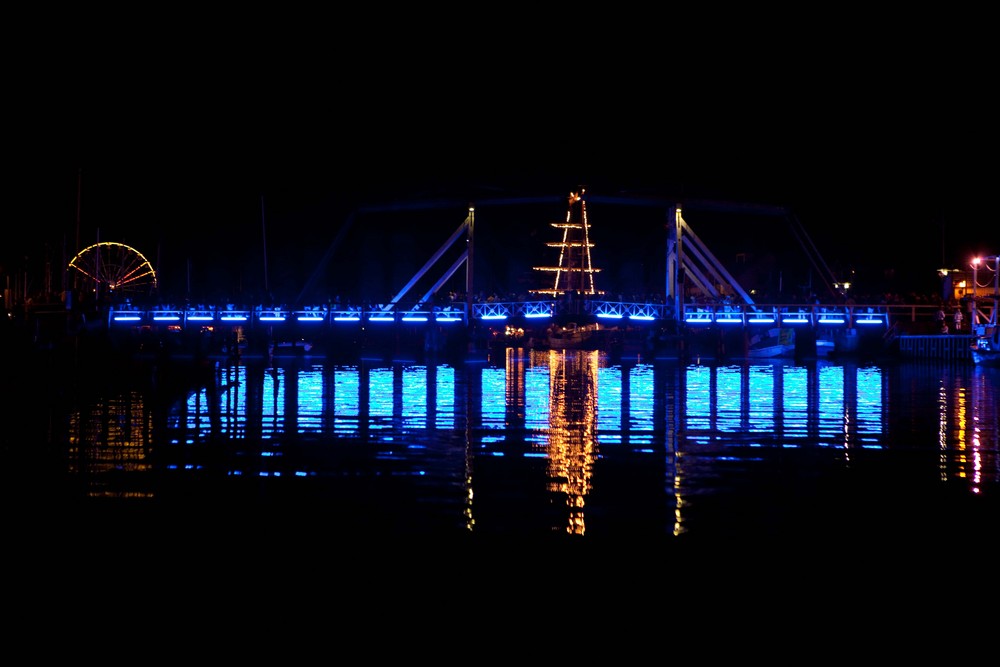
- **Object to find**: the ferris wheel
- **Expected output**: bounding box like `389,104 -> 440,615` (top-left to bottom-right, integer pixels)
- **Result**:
68,241 -> 158,299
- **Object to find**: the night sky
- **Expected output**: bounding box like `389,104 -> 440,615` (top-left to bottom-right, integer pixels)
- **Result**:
6,17 -> 996,307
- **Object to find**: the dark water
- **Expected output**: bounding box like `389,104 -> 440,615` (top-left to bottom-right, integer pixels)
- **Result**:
11,346 -> 998,532
6,341 -> 1000,612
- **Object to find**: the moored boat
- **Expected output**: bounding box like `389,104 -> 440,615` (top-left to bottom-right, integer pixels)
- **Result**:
747,327 -> 794,358
970,329 -> 999,366
271,338 -> 315,357
548,321 -> 600,350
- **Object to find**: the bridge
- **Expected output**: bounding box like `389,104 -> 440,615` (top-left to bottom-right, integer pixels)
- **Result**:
32,187 -> 997,360
87,189 -> 883,328
102,189 -> 898,335
104,299 -> 890,330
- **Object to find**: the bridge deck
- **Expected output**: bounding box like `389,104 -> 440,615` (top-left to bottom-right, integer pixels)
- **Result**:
103,300 -> 918,331
87,294 -> 999,339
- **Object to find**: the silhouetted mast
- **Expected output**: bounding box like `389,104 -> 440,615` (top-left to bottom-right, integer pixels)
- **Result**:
261,195 -> 270,298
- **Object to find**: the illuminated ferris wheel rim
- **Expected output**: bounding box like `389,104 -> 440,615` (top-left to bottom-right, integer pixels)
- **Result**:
68,241 -> 158,292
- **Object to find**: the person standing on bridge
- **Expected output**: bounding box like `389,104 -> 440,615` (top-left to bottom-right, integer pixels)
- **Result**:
953,307 -> 964,333
936,307 -> 948,334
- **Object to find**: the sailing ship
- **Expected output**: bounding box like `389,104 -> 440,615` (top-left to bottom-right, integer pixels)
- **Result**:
531,188 -> 603,301
531,188 -> 609,350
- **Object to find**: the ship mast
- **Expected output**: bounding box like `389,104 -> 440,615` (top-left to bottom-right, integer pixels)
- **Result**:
531,188 -> 603,297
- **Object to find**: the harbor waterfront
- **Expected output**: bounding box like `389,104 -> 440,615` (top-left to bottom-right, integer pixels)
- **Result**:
12,191 -> 996,366
5,190 -> 998,600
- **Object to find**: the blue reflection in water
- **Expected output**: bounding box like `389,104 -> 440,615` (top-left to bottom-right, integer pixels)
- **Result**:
684,361 -> 885,449
747,363 -> 774,435
297,365 -> 323,434
783,364 -> 808,440
686,365 -> 711,439
71,355 -> 999,540
402,365 -> 427,430
524,362 -> 550,444
369,367 -> 393,430
596,365 -> 621,444
333,365 -> 360,437
628,364 -> 655,446
215,363 -> 247,441
435,365 -> 454,430
817,364 -> 844,443
262,366 -> 285,440
716,365 -> 742,434
480,367 -> 505,441
856,366 -> 884,445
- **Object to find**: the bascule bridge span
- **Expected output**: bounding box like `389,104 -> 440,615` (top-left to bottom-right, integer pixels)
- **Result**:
103,191 -> 892,336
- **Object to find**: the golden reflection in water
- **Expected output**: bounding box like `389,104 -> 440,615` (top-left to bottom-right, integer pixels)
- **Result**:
941,368 -> 1000,494
955,376 -> 969,486
541,348 -> 600,536
67,391 -> 154,499
937,380 -> 948,482
940,373 -> 972,487
970,370 -> 988,492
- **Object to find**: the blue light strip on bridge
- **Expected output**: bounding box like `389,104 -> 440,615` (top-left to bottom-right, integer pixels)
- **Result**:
103,301 -> 891,330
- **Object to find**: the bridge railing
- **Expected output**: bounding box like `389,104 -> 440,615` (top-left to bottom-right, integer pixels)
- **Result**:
108,303 -> 474,327
472,299 -> 669,322
589,300 -> 667,320
473,300 -> 554,320
109,299 -> 675,329
111,300 -> 968,332
681,303 -> 890,328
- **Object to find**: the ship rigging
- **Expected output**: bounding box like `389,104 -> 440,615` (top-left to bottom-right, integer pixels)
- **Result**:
530,188 -> 604,297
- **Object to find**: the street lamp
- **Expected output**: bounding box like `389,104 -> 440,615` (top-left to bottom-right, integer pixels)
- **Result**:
972,258 -> 979,326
